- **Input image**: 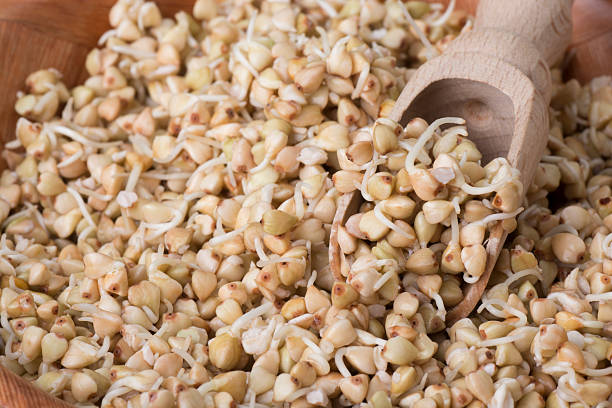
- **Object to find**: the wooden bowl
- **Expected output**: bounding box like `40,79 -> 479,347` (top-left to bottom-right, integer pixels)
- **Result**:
0,0 -> 610,407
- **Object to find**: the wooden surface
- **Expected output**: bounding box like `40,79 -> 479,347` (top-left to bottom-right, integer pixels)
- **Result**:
0,0 -> 610,406
0,368 -> 73,408
566,0 -> 612,83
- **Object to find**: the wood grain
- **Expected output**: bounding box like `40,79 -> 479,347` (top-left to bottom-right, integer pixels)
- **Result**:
566,0 -> 612,83
0,367 -> 73,408
0,22 -> 90,155
397,0 -> 573,187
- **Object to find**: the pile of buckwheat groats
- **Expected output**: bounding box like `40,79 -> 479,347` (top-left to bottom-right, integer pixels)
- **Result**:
1,0 -> 612,407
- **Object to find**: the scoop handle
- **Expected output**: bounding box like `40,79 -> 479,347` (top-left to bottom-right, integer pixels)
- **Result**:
473,0 -> 573,66
447,0 -> 573,101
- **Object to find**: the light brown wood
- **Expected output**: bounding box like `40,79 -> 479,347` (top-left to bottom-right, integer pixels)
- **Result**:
0,368 -> 73,408
394,0 -> 573,181
566,0 -> 612,83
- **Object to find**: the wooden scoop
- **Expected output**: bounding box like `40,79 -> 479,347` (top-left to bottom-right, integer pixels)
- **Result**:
330,0 -> 574,326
